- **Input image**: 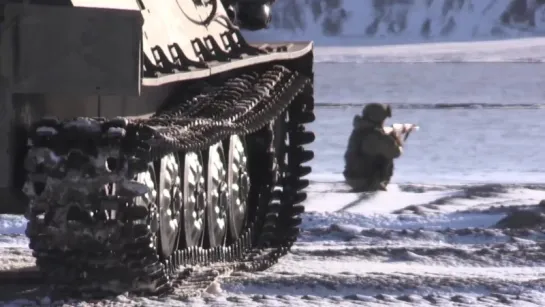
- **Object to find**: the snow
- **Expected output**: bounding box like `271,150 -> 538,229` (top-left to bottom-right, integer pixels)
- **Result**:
206,282 -> 224,295
313,37 -> 545,63
2,180 -> 544,306
268,258 -> 545,280
0,215 -> 27,248
305,182 -> 545,215
246,0 -> 545,46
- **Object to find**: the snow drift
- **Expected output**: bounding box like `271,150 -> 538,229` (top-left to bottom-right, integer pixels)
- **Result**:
244,0 -> 545,45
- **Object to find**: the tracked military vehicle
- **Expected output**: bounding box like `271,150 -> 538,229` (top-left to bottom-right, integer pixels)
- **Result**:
0,0 -> 314,297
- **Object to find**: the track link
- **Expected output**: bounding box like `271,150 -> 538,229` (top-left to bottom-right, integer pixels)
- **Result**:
21,64 -> 315,298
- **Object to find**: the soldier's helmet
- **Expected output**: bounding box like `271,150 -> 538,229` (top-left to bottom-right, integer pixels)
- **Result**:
361,103 -> 391,124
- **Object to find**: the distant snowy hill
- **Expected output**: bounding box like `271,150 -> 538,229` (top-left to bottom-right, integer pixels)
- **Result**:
244,0 -> 545,45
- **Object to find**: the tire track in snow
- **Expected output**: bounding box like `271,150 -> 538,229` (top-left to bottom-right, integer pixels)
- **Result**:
222,268 -> 545,307
220,189 -> 545,306
289,243 -> 545,267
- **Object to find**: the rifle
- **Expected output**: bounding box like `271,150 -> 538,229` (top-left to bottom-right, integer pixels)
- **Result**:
383,123 -> 419,142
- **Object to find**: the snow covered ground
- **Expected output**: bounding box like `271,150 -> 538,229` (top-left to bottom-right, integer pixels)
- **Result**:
1,181 -> 545,306
312,36 -> 545,63
219,182 -> 545,306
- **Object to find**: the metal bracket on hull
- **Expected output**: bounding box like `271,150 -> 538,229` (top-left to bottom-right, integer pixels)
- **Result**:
145,29 -> 264,77
141,41 -> 313,86
168,43 -> 209,70
191,37 -> 230,63
150,46 -> 178,74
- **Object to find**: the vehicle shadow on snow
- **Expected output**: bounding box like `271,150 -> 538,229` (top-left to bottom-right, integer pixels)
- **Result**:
0,269 -> 49,303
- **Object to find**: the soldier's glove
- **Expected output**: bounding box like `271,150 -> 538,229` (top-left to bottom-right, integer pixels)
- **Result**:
389,131 -> 404,147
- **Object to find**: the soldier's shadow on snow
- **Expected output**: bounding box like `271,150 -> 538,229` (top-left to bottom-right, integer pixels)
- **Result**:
335,192 -> 376,212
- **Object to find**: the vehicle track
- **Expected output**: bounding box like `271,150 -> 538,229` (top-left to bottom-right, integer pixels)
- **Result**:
8,63 -> 315,300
